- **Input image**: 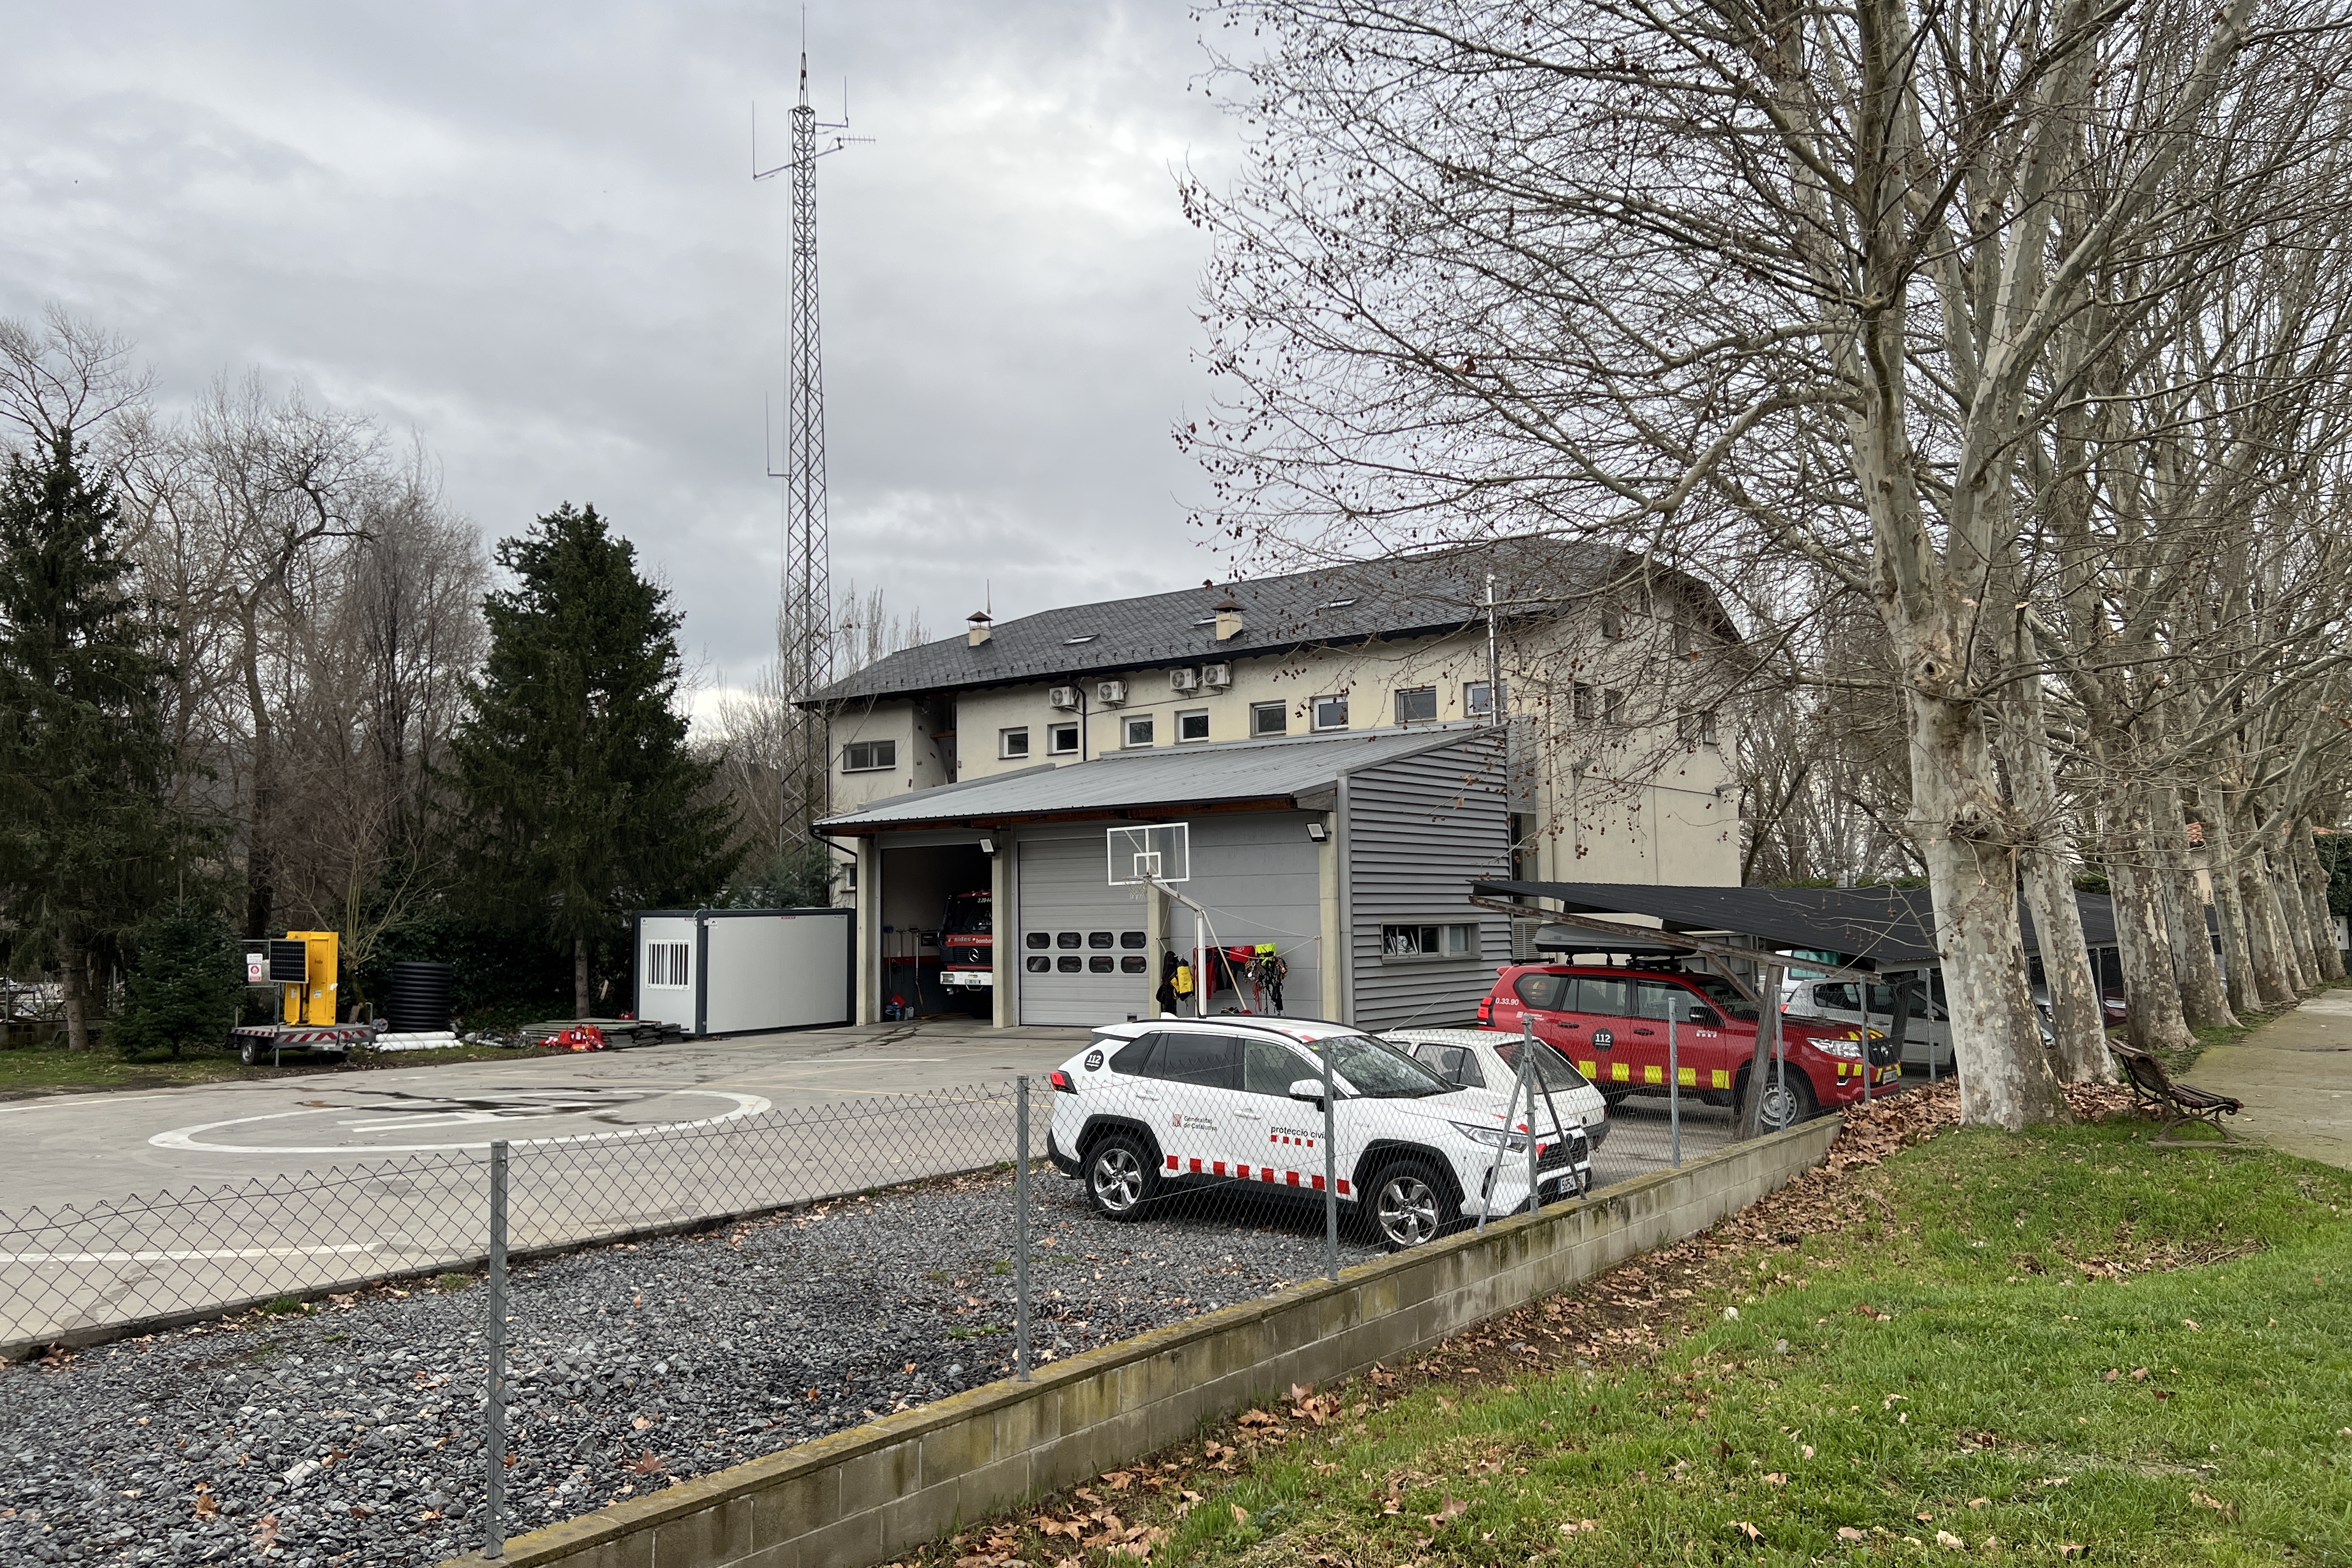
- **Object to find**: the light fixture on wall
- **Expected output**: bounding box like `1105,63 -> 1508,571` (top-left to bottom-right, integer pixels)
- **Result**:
1306,822 -> 1329,843
978,836 -> 997,855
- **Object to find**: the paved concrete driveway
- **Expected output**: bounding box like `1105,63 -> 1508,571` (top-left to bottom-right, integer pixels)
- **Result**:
2183,987 -> 2352,1169
0,1020 -> 1089,1212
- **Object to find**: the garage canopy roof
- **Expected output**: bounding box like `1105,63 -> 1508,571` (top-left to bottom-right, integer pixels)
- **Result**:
1474,880 -> 2119,971
817,723 -> 1501,834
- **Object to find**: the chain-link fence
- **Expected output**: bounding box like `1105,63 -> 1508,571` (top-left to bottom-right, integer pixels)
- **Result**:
0,1019 -> 1840,1563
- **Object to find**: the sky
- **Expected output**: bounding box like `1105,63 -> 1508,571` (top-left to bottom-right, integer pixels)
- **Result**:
0,1 -> 1241,708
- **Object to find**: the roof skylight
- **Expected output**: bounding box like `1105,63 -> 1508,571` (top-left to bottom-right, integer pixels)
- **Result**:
1322,597 -> 1358,609
1063,634 -> 1098,645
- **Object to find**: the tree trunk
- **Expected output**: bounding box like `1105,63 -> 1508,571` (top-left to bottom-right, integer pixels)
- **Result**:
2157,782 -> 2235,1028
2263,838 -> 2318,991
2257,846 -> 2312,994
1906,692 -> 2070,1128
574,936 -> 592,1021
57,934 -> 90,1053
2291,818 -> 2346,982
2106,790 -> 2199,1053
2238,855 -> 2297,1006
1993,646 -> 2109,1081
2202,799 -> 2259,1015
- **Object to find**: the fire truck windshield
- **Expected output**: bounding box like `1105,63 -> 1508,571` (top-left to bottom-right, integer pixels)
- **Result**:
943,896 -> 991,936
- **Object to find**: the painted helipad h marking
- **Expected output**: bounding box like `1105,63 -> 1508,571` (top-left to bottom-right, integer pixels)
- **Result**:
148,1091 -> 774,1154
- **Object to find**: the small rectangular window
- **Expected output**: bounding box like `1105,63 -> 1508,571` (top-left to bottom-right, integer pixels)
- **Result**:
646,941 -> 691,988
1572,682 -> 1597,721
1380,922 -> 1476,959
841,738 -> 897,772
1394,686 -> 1437,724
1177,709 -> 1210,742
1000,726 -> 1030,760
1047,722 -> 1079,755
1604,689 -> 1626,723
1312,693 -> 1349,730
1124,714 -> 1155,748
1251,701 -> 1287,737
1465,680 -> 1504,718
1601,601 -> 1626,639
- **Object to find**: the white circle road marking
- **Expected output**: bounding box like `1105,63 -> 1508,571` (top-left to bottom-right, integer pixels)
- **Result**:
148,1091 -> 774,1154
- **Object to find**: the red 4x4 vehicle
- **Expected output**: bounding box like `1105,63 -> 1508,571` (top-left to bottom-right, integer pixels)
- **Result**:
1476,962 -> 1896,1130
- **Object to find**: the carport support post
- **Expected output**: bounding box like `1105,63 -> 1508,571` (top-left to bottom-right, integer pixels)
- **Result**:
1320,1046 -> 1338,1282
1771,963 -> 1788,1110
1668,1011 -> 1681,1168
1014,1077 -> 1031,1380
1860,995 -> 1873,1105
485,1138 -> 508,1560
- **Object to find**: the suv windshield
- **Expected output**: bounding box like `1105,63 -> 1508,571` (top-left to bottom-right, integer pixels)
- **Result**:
1491,1039 -> 1592,1093
1306,1033 -> 1452,1098
1684,973 -> 1760,1022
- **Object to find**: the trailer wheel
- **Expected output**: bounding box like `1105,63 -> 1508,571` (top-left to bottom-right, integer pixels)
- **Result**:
239,1038 -> 259,1066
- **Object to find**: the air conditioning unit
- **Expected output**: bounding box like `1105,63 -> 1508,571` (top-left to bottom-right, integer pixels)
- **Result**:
1048,685 -> 1080,710
1201,662 -> 1232,689
1097,678 -> 1128,706
1168,667 -> 1201,692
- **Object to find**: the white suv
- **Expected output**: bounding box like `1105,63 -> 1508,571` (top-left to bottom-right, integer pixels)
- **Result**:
1044,1017 -> 1592,1250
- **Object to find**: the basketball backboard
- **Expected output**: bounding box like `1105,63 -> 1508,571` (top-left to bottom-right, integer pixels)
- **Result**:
1107,822 -> 1190,886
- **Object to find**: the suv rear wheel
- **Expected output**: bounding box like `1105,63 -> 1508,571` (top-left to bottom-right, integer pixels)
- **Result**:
1083,1131 -> 1160,1220
1365,1157 -> 1448,1249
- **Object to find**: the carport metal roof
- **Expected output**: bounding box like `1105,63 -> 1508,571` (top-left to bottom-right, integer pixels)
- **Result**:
815,723 -> 1502,835
1472,880 -> 2119,972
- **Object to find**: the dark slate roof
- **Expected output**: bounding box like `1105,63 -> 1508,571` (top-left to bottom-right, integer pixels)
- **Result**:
1474,881 -> 2122,969
816,724 -> 1499,833
803,537 -> 1727,708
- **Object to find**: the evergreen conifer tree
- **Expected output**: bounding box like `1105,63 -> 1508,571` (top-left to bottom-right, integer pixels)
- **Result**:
112,902 -> 242,1058
0,430 -> 187,1050
452,503 -> 738,1016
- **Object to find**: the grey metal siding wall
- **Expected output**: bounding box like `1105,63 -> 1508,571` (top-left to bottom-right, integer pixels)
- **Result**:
1166,812 -> 1325,1020
1345,732 -> 1513,1030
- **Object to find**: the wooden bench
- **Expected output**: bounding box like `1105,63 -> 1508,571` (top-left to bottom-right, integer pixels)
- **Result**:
2110,1043 -> 2245,1146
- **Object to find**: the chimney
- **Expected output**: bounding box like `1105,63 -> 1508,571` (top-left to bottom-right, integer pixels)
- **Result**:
1213,597 -> 1244,642
967,611 -> 993,648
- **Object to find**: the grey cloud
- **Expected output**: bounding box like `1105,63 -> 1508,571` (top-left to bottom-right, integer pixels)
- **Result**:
0,0 -> 1234,679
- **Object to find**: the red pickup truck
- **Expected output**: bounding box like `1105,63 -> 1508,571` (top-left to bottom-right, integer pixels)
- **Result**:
1476,961 -> 1897,1129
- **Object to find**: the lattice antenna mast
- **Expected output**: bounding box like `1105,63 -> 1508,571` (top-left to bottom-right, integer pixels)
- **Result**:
756,46 -> 869,852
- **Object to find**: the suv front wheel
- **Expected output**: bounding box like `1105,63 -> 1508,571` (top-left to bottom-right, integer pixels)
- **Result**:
1083,1131 -> 1160,1220
1365,1157 -> 1450,1250
1741,1068 -> 1819,1131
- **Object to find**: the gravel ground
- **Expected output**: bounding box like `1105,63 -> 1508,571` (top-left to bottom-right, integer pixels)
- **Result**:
0,1166 -> 1376,1567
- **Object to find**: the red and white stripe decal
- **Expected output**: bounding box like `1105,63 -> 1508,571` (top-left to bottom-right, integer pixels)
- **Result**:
1165,1153 -> 1349,1195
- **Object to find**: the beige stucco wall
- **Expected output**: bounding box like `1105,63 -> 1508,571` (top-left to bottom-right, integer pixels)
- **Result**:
825,611 -> 1740,888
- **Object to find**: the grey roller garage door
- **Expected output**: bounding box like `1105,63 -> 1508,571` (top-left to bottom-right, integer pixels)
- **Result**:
1017,836 -> 1152,1026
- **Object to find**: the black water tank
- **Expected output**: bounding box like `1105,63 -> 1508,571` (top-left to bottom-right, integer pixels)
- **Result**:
386,961 -> 456,1033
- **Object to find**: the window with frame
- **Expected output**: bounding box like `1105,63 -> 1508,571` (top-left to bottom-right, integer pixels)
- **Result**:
841,738 -> 897,772
1604,689 -> 1627,723
999,726 -> 1030,760
1675,709 -> 1720,746
645,941 -> 691,988
1176,708 -> 1210,742
1572,682 -> 1597,721
1601,601 -> 1627,639
1465,680 -> 1503,718
1251,701 -> 1287,737
1394,685 -> 1437,724
1311,692 -> 1349,730
1047,722 -> 1080,755
1123,713 -> 1155,748
1380,922 -> 1476,958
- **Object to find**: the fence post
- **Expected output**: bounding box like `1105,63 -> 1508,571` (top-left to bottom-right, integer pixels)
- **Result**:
1480,1021 -> 1535,1233
1668,1009 -> 1681,1169
484,1138 -> 508,1560
1769,963 -> 1787,1123
1860,993 -> 1874,1105
1014,1077 -> 1031,1382
1320,1045 -> 1338,1283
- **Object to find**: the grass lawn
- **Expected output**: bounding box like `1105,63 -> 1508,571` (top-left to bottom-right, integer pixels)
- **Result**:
920,1093 -> 2352,1567
0,1039 -> 560,1098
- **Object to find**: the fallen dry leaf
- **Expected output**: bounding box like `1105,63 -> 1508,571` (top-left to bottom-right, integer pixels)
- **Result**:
1732,1519 -> 1763,1542
1230,1503 -> 1250,1525
624,1450 -> 664,1476
1937,1529 -> 1965,1550
1838,1526 -> 1867,1542
1423,1495 -> 1469,1527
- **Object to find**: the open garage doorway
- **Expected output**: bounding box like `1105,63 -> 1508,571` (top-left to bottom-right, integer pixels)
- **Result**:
879,842 -> 991,1018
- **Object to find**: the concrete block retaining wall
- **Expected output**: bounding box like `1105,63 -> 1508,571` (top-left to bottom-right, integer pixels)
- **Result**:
442,1115 -> 1840,1568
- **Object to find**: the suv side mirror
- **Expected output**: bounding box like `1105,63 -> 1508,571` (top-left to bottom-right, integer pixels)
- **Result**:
1288,1079 -> 1326,1104
1688,1005 -> 1720,1028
